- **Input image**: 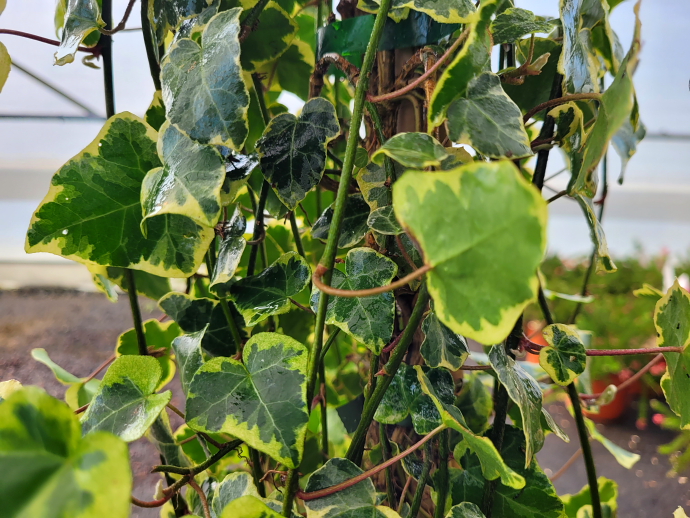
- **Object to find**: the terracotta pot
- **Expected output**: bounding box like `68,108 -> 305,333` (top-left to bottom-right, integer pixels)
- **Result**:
525,320 -> 547,364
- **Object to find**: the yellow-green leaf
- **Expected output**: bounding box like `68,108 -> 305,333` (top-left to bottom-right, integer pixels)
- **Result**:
539,324 -> 587,386
0,41 -> 10,93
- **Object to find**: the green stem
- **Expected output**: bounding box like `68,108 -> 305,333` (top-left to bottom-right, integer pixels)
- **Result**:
319,359 -> 329,457
249,447 -> 266,497
247,181 -> 269,277
408,442 -> 432,518
319,328 -> 341,364
433,430 -> 449,518
282,467 -> 300,517
140,0 -> 161,90
125,270 -> 148,355
219,298 -> 243,350
154,439 -> 243,475
101,0 -> 115,119
379,422 -> 396,509
346,284 -> 429,465
289,211 -> 307,258
243,0 -> 271,31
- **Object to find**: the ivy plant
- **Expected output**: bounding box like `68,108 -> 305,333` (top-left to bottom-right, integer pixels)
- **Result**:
2,0 -> 681,517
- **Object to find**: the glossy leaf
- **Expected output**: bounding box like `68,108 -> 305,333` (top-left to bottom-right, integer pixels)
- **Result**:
655,281 -> 690,429
257,97 -> 340,209
159,292 -> 244,357
393,161 -> 547,345
148,412 -> 191,471
375,364 -> 454,435
447,72 -> 532,159
210,205 -> 248,296
161,8 -> 250,150
489,344 -> 544,465
612,108 -> 646,184
304,458 -> 403,518
428,0 -> 498,130
559,0 -> 599,94
89,265 -> 171,302
574,195 -> 617,273
240,2 -> 298,71
220,496 -> 283,518
213,472 -> 261,516
312,194 -> 370,249
357,163 -> 391,210
446,503 -> 486,518
562,477 -> 618,518
116,319 -> 180,390
142,121 -> 226,229
145,90 -> 166,131
0,42 -> 9,93
263,40 -> 315,101
455,373 -> 493,434
371,132 -> 448,169
31,348 -> 100,410
26,114 -> 214,277
584,416 -> 639,468
81,355 -> 171,441
539,324 -> 587,386
491,8 -> 554,44
367,205 -> 403,235
148,0 -> 207,50
221,152 -> 259,205
448,426 -> 565,518
420,311 -> 469,370
311,248 -> 397,353
228,252 -> 311,326
186,332 -> 309,468
172,328 -> 206,397
55,0 -> 104,65
0,387 -> 131,518
416,367 -> 525,489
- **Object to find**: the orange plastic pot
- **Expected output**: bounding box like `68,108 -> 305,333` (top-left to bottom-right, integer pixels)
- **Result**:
583,374 -> 632,423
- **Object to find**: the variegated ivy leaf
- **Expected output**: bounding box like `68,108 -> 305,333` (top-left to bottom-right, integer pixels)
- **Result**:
25,114 -> 214,278
584,416 -> 639,468
633,283 -> 664,301
303,458 -> 403,518
569,4 -> 641,198
0,42 -> 10,94
357,0 -> 410,23
312,194 -> 370,249
159,292 -> 244,357
539,324 -> 587,386
548,102 -> 584,145
161,8 -> 250,150
210,206 -> 247,296
574,194 -> 617,273
421,311 -> 469,370
149,0 -> 207,53
186,332 -> 309,468
448,426 -> 565,518
31,348 -> 100,410
491,8 -> 555,45
212,472 -> 261,517
447,72 -> 532,159
488,344 -> 544,465
145,90 -> 166,131
612,101 -> 646,183
311,248 -> 397,353
393,161 -> 547,345
357,163 -> 391,210
89,265 -> 172,302
148,412 -> 191,470
228,252 -> 310,326
416,367 -> 525,489
172,328 -> 206,397
81,356 -> 171,442
260,39 -> 315,101
367,206 -> 403,235
257,97 -> 340,209
240,2 -> 298,71
116,319 -> 181,390
220,151 -> 259,205
360,0 -> 474,24
562,477 -> 619,518
655,281 -> 690,428
0,379 -> 22,403
0,387 -> 131,518
559,0 -> 599,95
428,0 -> 498,130
220,496 -> 283,518
375,364 -> 454,435
142,121 -> 226,229
55,0 -> 104,65
455,374 -> 493,434
446,503 -> 486,518
371,132 -> 448,169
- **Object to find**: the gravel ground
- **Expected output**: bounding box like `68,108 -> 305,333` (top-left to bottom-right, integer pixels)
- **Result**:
1,288 -> 689,517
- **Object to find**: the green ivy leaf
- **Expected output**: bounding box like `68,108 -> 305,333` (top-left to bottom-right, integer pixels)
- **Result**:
0,42 -> 10,93
367,205 -> 403,235
311,248 -> 397,353
159,292 -> 244,357
312,194 -> 371,249
655,281 -> 690,429
420,311 -> 469,370
228,252 -> 311,326
240,2 -> 298,71
142,121 -> 226,229
559,0 -> 599,94
89,265 -> 172,302
447,72 -> 532,159
416,367 -> 525,489
220,495 -> 283,518
491,8 -> 555,44
0,380 -> 22,403
583,416 -> 639,468
213,472 -> 261,516
25,114 -> 214,277
446,503 -> 486,518
539,324 -> 587,386
149,412 -> 191,470
262,40 -> 315,101
357,163 -> 391,211
375,364 -> 454,435
161,8 -> 250,150
81,355 -> 171,442
116,319 -> 181,390
562,477 -> 618,518
489,344 -> 544,465
361,0 -> 474,23
304,458 -> 403,518
210,207 -> 248,296
371,132 -> 448,169
574,195 -> 616,273
428,0 -> 498,130
0,387 -> 131,518
455,373 -> 493,434
149,0 -> 207,51
145,90 -> 166,131
186,332 -> 309,468
611,101 -> 646,184
221,152 -> 259,205
393,161 -> 547,345
31,348 -> 101,410
172,328 -> 206,397
257,98 -> 340,209
448,426 -> 565,518
55,0 -> 104,65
